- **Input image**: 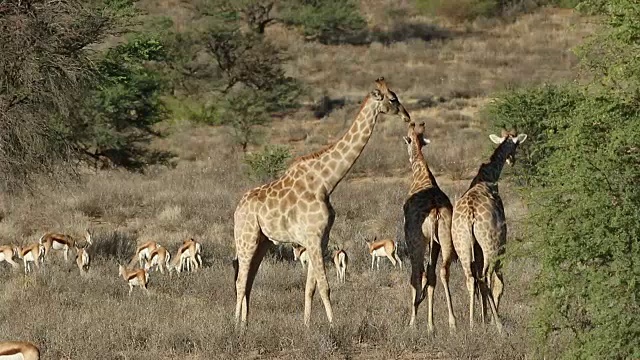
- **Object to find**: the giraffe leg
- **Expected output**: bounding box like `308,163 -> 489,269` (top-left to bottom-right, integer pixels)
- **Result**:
425,242 -> 440,333
303,261 -> 317,326
241,235 -> 271,326
484,261 -> 503,333
492,267 -> 504,313
471,241 -> 488,324
309,247 -> 334,326
438,240 -> 457,330
370,255 -> 375,271
408,261 -> 426,327
234,212 -> 269,328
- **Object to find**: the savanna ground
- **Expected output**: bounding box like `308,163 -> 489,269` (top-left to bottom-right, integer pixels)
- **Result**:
0,3 -> 595,359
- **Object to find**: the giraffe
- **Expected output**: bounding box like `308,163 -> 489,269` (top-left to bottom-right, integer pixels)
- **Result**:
233,77 -> 410,328
402,122 -> 457,332
451,129 -> 527,333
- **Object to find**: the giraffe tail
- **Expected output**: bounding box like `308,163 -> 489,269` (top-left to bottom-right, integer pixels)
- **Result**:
232,257 -> 239,295
427,210 -> 440,267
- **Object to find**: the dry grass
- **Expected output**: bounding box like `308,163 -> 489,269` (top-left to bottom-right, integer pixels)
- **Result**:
0,165 -> 531,359
0,3 -> 593,359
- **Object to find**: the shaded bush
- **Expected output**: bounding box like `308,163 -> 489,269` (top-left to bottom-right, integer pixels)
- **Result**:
416,0 -> 575,22
92,230 -> 137,262
0,0 -> 118,192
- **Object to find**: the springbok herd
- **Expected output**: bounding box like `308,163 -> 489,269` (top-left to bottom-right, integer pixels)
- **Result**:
1,77 -> 526,358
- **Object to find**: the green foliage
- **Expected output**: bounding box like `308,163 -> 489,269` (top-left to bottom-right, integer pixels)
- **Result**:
205,28 -> 302,112
415,0 -> 577,22
416,0 -> 505,21
487,1 -> 640,357
0,0 -> 129,192
244,145 -> 292,182
279,0 -> 367,44
485,84 -> 584,184
77,35 -> 171,169
216,88 -> 271,152
210,0 -> 277,34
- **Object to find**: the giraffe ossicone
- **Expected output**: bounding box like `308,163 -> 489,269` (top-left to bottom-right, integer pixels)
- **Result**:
232,77 -> 410,329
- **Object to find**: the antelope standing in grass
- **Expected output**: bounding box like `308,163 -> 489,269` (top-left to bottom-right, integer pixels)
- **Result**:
0,245 -> 20,269
166,244 -> 194,276
292,245 -> 310,270
118,265 -> 149,295
144,246 -> 171,274
130,241 -> 159,268
180,238 -> 203,272
17,244 -> 44,274
333,249 -> 348,283
75,246 -> 90,273
365,237 -> 403,270
0,341 -> 40,360
39,229 -> 92,263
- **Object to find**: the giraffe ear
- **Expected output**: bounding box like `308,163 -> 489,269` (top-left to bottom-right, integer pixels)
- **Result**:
421,137 -> 431,146
516,133 -> 528,144
403,136 -> 411,145
489,134 -> 504,144
375,77 -> 388,92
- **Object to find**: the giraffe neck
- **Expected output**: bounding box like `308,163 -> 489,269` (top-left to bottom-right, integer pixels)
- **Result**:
316,96 -> 379,194
470,140 -> 510,187
408,142 -> 437,195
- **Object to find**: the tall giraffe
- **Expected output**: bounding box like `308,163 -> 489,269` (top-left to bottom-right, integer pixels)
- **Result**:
402,122 -> 457,332
451,129 -> 527,333
233,78 -> 410,328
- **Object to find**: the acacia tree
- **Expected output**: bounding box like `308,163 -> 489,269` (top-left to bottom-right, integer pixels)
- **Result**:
0,0 -> 171,191
0,0 -> 115,191
198,0 -> 367,43
488,1 -> 640,358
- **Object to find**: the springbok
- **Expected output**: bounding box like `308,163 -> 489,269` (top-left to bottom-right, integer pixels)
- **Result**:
129,241 -> 159,268
0,245 -> 20,269
0,341 -> 40,360
180,238 -> 203,272
75,246 -> 90,273
166,245 -> 193,276
39,229 -> 92,263
17,244 -> 45,274
144,246 -> 171,274
292,245 -> 309,269
365,237 -> 403,270
118,265 -> 149,295
333,249 -> 348,283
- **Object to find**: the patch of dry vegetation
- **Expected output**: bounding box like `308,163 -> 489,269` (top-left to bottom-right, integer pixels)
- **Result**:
0,3 -> 590,359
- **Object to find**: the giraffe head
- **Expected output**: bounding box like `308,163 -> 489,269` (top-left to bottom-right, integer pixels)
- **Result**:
372,77 -> 411,122
403,121 -> 431,162
489,128 -> 528,166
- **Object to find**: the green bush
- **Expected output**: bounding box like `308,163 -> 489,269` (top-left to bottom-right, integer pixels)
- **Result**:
484,84 -> 584,185
487,1 -> 640,357
416,0 -> 578,22
244,145 -> 292,182
77,35 -> 171,169
279,0 -> 367,44
0,0 -> 126,191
